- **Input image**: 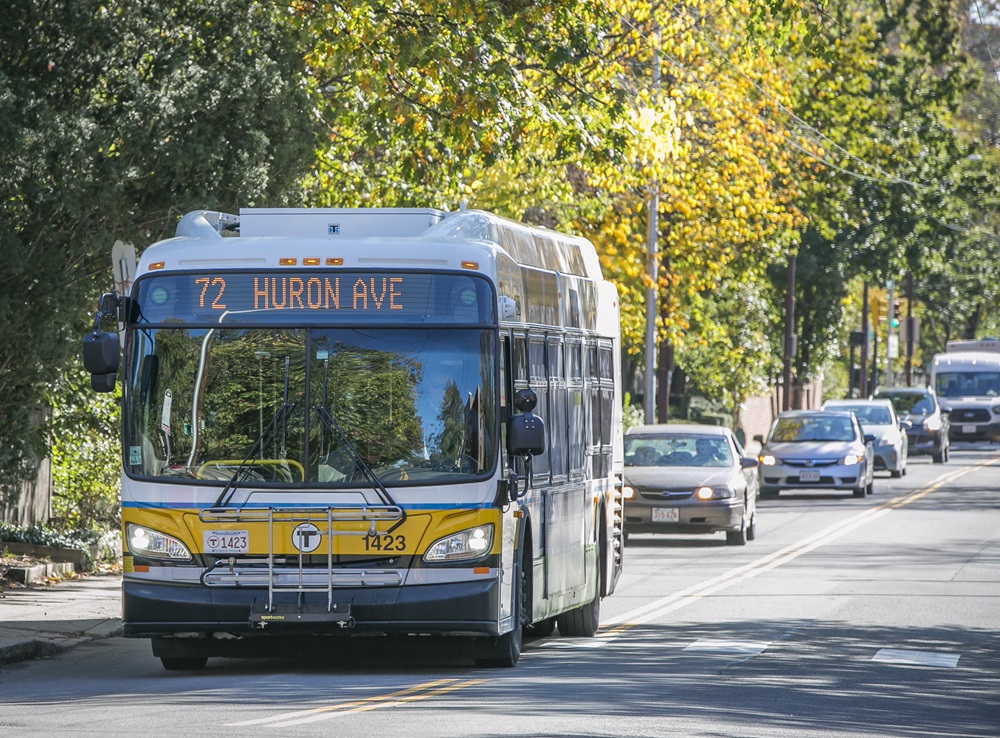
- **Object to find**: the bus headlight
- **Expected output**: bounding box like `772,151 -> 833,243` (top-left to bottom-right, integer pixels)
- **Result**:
423,525 -> 494,563
126,523 -> 192,561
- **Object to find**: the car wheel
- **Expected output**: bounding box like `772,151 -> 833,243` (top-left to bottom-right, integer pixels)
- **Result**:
866,479 -> 874,495
932,449 -> 944,464
760,486 -> 780,499
853,485 -> 866,498
746,511 -> 757,541
890,469 -> 902,478
726,524 -> 747,545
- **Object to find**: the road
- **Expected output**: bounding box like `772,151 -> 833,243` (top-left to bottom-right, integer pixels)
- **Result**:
1,446 -> 998,737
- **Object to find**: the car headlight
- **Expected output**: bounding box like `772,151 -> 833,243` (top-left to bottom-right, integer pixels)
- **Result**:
843,454 -> 865,465
992,404 -> 1000,415
758,454 -> 777,466
622,485 -> 635,500
126,523 -> 192,561
924,416 -> 941,431
695,486 -> 736,500
423,525 -> 494,563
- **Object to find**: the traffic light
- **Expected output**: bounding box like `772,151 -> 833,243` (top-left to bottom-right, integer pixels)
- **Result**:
890,299 -> 900,329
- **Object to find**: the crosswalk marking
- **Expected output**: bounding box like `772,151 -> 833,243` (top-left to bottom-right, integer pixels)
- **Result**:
871,649 -> 961,668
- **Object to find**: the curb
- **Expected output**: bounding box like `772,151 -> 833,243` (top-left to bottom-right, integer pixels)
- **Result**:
3,562 -> 76,585
0,619 -> 123,667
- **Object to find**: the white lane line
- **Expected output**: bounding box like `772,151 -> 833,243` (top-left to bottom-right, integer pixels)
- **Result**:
871,649 -> 961,668
605,459 -> 997,628
685,639 -> 771,655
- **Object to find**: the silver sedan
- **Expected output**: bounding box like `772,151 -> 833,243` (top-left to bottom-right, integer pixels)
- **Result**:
622,424 -> 759,545
754,410 -> 875,498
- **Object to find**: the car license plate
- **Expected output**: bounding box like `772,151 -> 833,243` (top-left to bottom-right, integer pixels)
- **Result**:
799,470 -> 821,482
962,424 -> 977,434
652,508 -> 679,523
203,530 -> 249,554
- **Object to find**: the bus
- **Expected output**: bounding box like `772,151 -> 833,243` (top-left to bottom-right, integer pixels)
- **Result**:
83,207 -> 624,669
931,339 -> 1000,443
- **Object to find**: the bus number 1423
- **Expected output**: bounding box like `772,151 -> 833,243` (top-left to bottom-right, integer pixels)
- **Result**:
364,534 -> 406,552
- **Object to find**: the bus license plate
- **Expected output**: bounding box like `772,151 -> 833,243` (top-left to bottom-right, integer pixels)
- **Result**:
799,470 -> 821,482
652,508 -> 679,522
204,530 -> 249,554
962,424 -> 977,434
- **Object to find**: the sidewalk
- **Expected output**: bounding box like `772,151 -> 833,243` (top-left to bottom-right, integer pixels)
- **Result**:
0,574 -> 123,666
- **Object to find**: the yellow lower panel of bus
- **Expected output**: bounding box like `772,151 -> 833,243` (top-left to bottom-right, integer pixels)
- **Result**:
122,507 -> 500,558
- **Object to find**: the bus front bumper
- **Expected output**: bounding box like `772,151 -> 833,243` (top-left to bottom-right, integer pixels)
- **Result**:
122,578 -> 500,638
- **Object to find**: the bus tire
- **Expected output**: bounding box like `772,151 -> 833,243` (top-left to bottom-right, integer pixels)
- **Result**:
474,545 -> 525,668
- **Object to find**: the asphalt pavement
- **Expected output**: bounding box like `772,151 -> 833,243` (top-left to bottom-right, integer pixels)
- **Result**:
0,573 -> 122,667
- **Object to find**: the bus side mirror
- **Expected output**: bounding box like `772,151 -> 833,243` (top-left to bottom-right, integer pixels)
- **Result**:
91,372 -> 117,393
83,331 -> 120,375
507,388 -> 545,456
508,412 -> 545,456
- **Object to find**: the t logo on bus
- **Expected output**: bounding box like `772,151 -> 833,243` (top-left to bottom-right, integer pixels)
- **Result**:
291,523 -> 322,553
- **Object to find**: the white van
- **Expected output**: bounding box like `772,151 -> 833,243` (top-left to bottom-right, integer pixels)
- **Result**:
931,339 -> 1000,443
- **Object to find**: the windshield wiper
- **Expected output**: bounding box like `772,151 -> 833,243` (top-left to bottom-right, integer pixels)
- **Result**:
212,355 -> 295,508
210,401 -> 298,508
312,405 -> 407,534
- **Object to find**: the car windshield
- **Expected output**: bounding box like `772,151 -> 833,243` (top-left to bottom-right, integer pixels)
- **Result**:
880,393 -> 932,416
624,435 -> 733,468
770,416 -> 855,443
828,405 -> 892,425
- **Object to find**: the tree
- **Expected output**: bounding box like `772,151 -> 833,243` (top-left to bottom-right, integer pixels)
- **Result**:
0,0 -> 318,512
781,0 -> 979,382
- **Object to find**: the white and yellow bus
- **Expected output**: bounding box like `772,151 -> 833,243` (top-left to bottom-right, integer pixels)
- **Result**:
84,207 -> 624,669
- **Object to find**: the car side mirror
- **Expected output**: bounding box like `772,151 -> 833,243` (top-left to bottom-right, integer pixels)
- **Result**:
740,456 -> 758,469
899,419 -> 913,430
753,434 -> 764,444
863,433 -> 876,443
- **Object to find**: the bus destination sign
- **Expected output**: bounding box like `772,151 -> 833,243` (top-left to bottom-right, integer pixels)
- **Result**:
135,271 -> 491,325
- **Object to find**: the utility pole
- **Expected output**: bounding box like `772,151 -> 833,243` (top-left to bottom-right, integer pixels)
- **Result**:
642,25 -> 660,425
886,279 -> 895,388
905,271 -> 914,386
860,282 -> 869,398
782,254 -> 796,411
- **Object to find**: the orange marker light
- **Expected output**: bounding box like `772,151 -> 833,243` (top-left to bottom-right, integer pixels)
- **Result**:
326,257 -> 344,266
473,567 -> 490,575
279,258 -> 296,266
303,257 -> 320,266
149,262 -> 165,270
461,261 -> 479,270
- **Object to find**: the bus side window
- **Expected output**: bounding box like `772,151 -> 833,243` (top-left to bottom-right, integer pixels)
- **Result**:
597,344 -> 614,478
587,342 -> 601,477
548,336 -> 567,480
511,333 -> 529,478
528,336 -> 550,483
567,340 -> 585,477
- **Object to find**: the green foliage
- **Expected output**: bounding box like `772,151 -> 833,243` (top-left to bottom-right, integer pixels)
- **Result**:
0,521 -> 120,567
0,0 -> 319,511
49,366 -> 121,532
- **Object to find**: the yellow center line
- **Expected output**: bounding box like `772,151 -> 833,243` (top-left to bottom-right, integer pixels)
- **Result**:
226,677 -> 472,727
601,454 -> 1000,633
268,679 -> 489,726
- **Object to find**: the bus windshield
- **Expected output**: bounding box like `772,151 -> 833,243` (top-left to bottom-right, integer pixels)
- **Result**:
935,371 -> 1000,398
123,326 -> 497,486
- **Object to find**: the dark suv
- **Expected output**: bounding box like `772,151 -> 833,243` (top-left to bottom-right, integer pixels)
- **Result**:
874,386 -> 950,463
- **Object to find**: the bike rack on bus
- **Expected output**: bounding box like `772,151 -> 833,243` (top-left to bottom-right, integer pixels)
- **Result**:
198,505 -> 405,627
